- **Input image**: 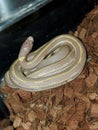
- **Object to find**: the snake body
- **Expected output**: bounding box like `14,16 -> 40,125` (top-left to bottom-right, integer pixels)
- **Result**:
4,34 -> 86,91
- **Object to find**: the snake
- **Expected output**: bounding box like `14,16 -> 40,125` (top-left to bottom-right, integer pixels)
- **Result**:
4,34 -> 86,91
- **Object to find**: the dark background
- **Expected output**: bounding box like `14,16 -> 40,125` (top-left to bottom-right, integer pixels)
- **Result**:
0,0 -> 98,120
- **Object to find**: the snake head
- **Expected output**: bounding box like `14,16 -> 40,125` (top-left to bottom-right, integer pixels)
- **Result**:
18,36 -> 34,61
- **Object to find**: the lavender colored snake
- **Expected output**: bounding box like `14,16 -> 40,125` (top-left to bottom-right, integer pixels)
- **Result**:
4,34 -> 86,91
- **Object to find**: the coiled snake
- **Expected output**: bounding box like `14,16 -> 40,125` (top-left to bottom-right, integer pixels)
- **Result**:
4,34 -> 86,91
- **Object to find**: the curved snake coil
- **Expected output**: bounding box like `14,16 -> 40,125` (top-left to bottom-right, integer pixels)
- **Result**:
4,34 -> 86,91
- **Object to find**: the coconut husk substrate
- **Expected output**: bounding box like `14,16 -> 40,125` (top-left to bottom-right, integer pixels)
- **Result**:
0,5 -> 98,130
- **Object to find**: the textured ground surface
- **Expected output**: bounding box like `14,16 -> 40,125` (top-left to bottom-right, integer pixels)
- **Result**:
0,5 -> 98,130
